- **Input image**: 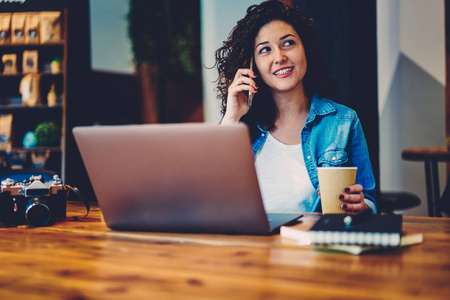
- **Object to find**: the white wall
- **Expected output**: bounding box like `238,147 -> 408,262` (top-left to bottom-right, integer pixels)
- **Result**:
201,0 -> 263,123
377,0 -> 446,216
377,0 -> 400,114
399,0 -> 446,85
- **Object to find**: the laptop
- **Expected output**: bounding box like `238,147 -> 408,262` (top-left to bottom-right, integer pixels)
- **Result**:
73,123 -> 302,235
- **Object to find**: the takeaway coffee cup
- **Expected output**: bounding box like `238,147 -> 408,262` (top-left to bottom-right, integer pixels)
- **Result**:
317,167 -> 357,214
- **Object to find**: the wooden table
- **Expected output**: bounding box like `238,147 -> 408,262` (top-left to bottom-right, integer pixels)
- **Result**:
402,146 -> 450,217
1,202 -> 449,300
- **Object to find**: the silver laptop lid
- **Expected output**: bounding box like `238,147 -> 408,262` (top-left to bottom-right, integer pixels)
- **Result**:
73,123 -> 273,234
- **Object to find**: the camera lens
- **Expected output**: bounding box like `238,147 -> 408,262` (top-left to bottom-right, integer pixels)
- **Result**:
25,199 -> 51,227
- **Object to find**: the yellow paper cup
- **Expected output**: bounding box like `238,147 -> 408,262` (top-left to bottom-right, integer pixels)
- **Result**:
317,167 -> 357,214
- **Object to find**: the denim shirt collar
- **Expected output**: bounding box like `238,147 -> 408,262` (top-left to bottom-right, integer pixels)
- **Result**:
257,94 -> 336,132
308,94 -> 336,120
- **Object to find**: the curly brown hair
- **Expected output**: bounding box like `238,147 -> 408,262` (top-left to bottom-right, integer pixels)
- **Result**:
215,0 -> 334,132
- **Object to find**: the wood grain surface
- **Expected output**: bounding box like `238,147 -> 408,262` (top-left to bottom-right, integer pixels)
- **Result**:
0,202 -> 449,300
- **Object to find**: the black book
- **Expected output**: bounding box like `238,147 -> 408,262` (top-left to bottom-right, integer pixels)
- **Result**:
308,214 -> 403,246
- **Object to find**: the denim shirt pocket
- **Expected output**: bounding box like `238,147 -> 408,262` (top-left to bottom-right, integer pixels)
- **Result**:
318,149 -> 348,167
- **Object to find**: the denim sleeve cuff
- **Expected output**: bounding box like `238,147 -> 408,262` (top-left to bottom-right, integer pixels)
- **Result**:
364,198 -> 378,214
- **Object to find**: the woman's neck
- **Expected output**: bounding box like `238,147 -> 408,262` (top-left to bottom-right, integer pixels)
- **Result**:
272,82 -> 309,114
270,87 -> 311,145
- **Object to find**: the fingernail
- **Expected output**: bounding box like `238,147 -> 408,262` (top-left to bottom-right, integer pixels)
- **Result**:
343,204 -> 347,209
339,194 -> 344,200
345,188 -> 350,193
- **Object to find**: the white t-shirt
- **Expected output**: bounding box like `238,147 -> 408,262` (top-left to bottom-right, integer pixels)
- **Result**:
255,133 -> 316,211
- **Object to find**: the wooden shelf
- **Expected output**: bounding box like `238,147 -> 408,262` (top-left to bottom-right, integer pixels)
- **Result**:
0,7 -> 67,178
0,147 -> 61,153
0,42 -> 64,48
0,104 -> 62,114
0,72 -> 63,78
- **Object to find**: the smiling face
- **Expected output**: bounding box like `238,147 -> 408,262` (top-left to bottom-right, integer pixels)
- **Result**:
253,20 -> 307,97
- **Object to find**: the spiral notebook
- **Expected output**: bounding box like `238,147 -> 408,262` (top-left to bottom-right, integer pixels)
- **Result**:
309,214 -> 403,246
281,214 -> 403,247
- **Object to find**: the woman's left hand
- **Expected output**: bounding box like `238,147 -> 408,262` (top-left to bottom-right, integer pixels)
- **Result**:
339,184 -> 368,214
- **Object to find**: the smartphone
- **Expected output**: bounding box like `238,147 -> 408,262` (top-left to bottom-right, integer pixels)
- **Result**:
248,57 -> 254,107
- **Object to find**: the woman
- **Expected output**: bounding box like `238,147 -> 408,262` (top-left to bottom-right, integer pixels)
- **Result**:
215,0 -> 376,214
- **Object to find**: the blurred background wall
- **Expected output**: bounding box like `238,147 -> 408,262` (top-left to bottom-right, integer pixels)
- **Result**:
201,0 -> 264,123
377,0 -> 445,216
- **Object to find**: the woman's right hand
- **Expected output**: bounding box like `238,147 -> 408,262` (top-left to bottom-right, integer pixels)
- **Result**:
221,68 -> 258,124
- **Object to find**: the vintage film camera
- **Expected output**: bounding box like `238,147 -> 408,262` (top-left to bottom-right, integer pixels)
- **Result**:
0,174 -> 67,227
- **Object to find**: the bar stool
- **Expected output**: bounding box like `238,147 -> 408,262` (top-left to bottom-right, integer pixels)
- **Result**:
402,146 -> 450,217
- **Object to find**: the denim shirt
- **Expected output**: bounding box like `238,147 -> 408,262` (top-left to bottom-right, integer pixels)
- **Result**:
252,94 -> 377,212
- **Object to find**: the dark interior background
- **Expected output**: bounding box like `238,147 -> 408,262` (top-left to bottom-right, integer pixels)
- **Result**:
65,0 -> 204,201
65,0 -> 145,201
295,0 -> 380,198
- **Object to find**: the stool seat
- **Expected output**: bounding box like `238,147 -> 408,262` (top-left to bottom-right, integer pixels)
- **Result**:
378,191 -> 421,214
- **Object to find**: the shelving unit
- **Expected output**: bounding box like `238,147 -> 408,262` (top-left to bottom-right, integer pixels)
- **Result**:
0,7 -> 67,178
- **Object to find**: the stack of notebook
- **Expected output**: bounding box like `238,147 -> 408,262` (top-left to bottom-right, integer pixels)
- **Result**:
281,214 -> 423,255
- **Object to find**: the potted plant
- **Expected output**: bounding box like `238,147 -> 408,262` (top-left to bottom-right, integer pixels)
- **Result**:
35,121 -> 61,147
